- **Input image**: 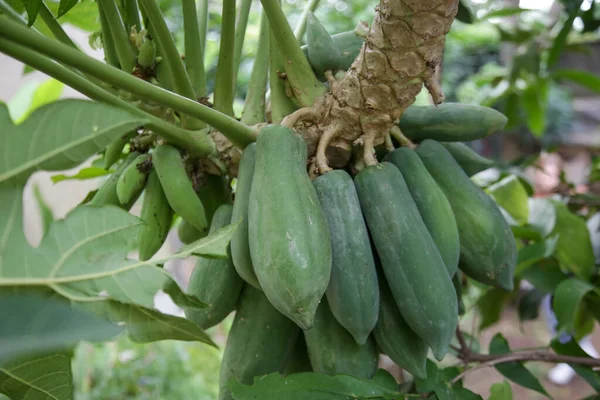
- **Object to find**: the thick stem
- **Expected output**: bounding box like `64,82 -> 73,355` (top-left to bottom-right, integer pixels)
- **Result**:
138,0 -> 203,129
182,0 -> 207,97
240,11 -> 270,125
39,3 -> 78,49
98,2 -> 120,68
0,17 -> 257,148
123,0 -> 142,33
213,0 -> 236,117
233,0 -> 252,83
98,0 -> 137,72
268,21 -> 298,122
260,0 -> 326,106
196,0 -> 209,55
293,0 -> 321,42
0,37 -> 215,156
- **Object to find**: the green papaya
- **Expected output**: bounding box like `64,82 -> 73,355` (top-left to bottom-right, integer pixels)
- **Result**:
89,151 -> 141,209
284,335 -> 312,375
373,273 -> 428,379
219,285 -> 300,400
441,142 -> 495,177
354,163 -> 457,360
313,170 -> 379,344
152,145 -> 207,231
248,125 -> 332,330
304,297 -> 378,379
306,12 -> 341,77
185,204 -> 243,329
301,30 -> 364,77
116,153 -> 151,205
416,140 -> 517,290
231,143 -> 261,289
137,168 -> 174,261
384,148 -> 459,276
104,131 -> 136,170
399,103 -> 508,142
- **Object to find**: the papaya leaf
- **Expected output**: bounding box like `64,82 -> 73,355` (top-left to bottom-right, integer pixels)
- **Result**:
456,1 -> 473,24
477,288 -> 511,331
32,183 -> 54,239
515,236 -> 558,275
528,198 -> 556,237
551,201 -> 595,280
0,352 -> 73,400
175,219 -> 241,260
229,370 -> 401,400
552,69 -> 600,94
552,278 -> 595,337
551,338 -> 600,392
521,78 -> 549,137
77,300 -> 216,346
415,360 -> 461,394
57,0 -> 79,17
45,0 -> 99,32
162,279 -> 206,310
489,334 -> 550,398
51,167 -> 112,183
511,226 -> 542,241
518,258 -> 568,293
0,292 -> 121,364
489,380 -> 513,400
487,175 -> 529,225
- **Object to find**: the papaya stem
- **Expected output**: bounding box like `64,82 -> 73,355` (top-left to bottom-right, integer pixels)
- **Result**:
213,0 -> 236,117
268,15 -> 298,123
0,37 -> 215,156
384,133 -> 395,152
233,0 -> 252,83
0,17 -> 257,148
315,127 -> 338,174
362,134 -> 377,167
389,126 -> 415,149
98,2 -> 120,68
240,11 -> 270,125
196,0 -> 208,55
123,0 -> 142,33
98,0 -> 137,73
260,0 -> 326,107
182,0 -> 207,97
39,3 -> 78,49
293,0 -> 321,42
281,107 -> 315,129
138,0 -> 204,129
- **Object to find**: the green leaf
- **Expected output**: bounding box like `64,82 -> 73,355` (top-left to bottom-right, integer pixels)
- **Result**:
51,167 -> 112,183
522,78 -> 549,137
515,237 -> 558,275
456,1 -> 473,24
528,198 -> 556,237
552,69 -> 600,94
0,352 -> 73,400
57,0 -> 79,17
489,333 -> 549,397
518,258 -> 568,293
0,292 -> 121,364
547,2 -> 583,68
553,278 -> 595,337
14,79 -> 64,124
415,360 -> 461,394
478,7 -> 533,21
174,219 -> 241,260
0,100 -> 147,184
21,0 -> 42,25
46,0 -> 99,32
511,226 -> 543,241
229,370 -> 402,400
487,175 -> 529,224
82,301 -> 216,346
162,279 -> 206,310
489,380 -> 513,400
518,288 -> 545,322
551,201 -> 595,280
32,183 -> 54,239
551,338 -> 600,392
477,288 -> 511,331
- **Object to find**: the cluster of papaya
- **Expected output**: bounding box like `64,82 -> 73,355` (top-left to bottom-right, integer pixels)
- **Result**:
182,103 -> 516,399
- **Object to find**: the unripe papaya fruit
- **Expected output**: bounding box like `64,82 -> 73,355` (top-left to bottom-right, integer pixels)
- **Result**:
90,151 -> 140,209
185,204 -> 243,329
306,12 -> 341,77
416,140 -> 517,290
283,335 -> 312,375
313,170 -> 379,344
248,125 -> 332,330
219,285 -> 299,400
440,142 -> 495,177
116,153 -> 151,205
355,163 -> 457,360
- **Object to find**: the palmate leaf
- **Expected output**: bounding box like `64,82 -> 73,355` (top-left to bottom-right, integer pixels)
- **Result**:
0,292 -> 121,364
0,352 -> 73,400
